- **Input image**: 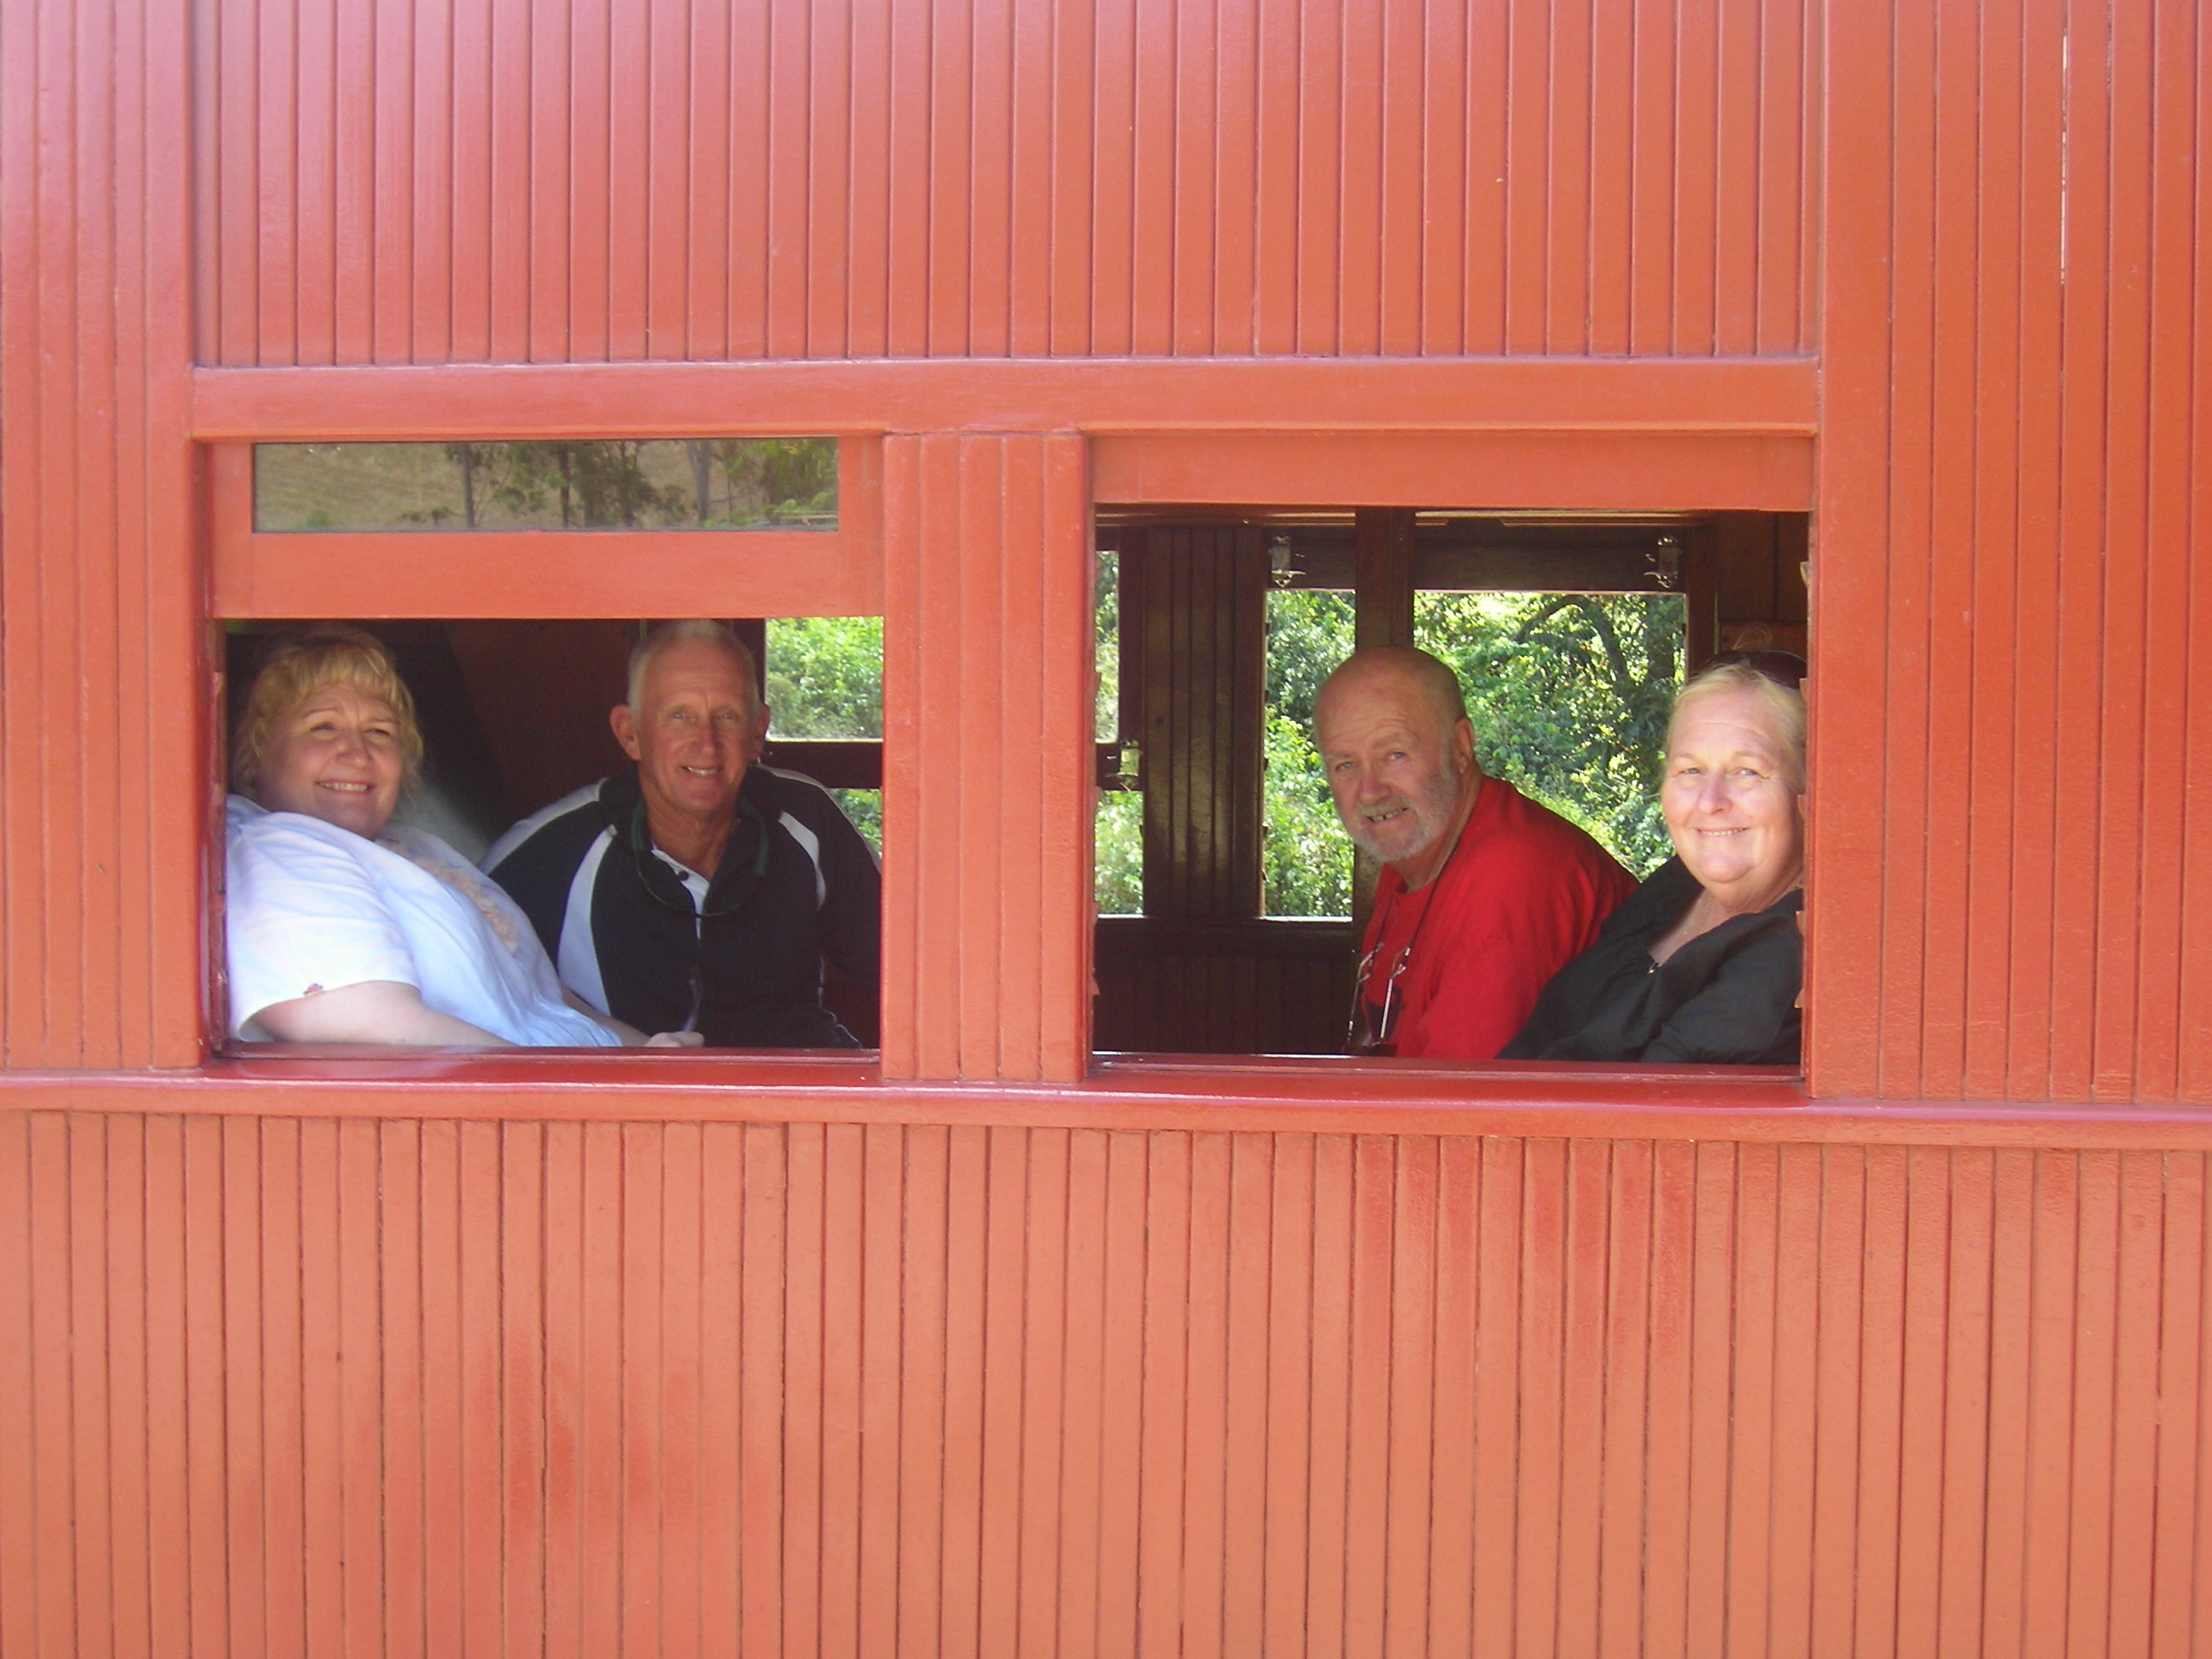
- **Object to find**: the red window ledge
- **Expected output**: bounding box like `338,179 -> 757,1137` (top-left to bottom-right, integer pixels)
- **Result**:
1,1054 -> 2209,1149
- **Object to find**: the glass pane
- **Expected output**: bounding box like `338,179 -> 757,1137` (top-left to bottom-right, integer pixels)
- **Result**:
1263,589 -> 1357,917
1095,793 -> 1143,916
764,616 -> 882,739
1417,591 -> 1685,875
830,789 -> 882,855
253,439 -> 838,531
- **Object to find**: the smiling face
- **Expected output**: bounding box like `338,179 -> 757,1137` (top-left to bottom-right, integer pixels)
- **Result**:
1314,657 -> 1478,887
256,682 -> 407,838
611,635 -> 765,837
1661,684 -> 1805,911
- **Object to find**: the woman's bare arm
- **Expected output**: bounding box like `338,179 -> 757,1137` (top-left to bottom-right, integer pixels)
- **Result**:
248,980 -> 513,1046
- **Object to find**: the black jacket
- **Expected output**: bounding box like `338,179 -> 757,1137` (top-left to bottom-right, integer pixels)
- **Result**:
1499,856 -> 1802,1064
485,765 -> 881,1047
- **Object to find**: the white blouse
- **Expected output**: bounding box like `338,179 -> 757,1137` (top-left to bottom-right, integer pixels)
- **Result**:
224,795 -> 620,1046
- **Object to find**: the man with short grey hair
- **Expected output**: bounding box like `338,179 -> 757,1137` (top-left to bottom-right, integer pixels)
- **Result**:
485,620 -> 881,1046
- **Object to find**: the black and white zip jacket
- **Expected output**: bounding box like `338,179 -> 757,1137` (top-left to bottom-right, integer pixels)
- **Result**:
484,765 -> 880,1048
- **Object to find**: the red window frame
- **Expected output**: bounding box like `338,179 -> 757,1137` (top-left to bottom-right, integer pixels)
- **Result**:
206,433 -> 888,1068
190,356 -> 1816,1101
209,438 -> 884,620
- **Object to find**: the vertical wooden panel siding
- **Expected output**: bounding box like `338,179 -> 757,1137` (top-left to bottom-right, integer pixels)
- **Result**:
882,434 -> 1093,1081
9,1109 -> 2212,1657
192,0 -> 1820,365
1810,0 -> 2212,1103
0,0 -> 203,1068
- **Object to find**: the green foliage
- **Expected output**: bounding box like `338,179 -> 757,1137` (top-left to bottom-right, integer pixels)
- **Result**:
1261,591 -> 1358,915
765,617 -> 883,738
1095,549 -> 1121,740
704,438 -> 839,526
1257,588 -> 1683,917
442,440 -> 691,528
1265,590 -> 1357,726
1094,550 -> 1145,914
400,439 -> 837,528
830,789 -> 883,854
1419,591 -> 1681,875
1095,793 -> 1144,915
1262,710 -> 1353,916
754,622 -> 882,849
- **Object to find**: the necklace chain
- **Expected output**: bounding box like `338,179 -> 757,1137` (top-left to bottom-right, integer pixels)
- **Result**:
1353,797 -> 1477,1047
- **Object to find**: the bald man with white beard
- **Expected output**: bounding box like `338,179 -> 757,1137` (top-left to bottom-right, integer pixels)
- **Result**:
1316,646 -> 1635,1059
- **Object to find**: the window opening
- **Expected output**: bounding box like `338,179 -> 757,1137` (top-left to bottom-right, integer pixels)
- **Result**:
218,615 -> 882,1053
1093,509 -> 1806,1064
253,438 -> 839,532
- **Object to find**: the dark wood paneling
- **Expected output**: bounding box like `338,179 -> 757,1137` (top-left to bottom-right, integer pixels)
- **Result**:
1714,512 -> 1811,655
1094,949 -> 1335,1056
443,621 -> 635,818
1353,509 -> 1417,649
1126,527 -> 1267,920
756,741 -> 882,791
1680,527 -> 1720,670
1715,512 -> 1781,622
1091,919 -> 1353,1057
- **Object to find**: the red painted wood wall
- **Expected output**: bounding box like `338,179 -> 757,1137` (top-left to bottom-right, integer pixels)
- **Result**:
5,1 -> 2212,1654
191,0 -> 1817,364
12,1095 -> 2212,1658
1813,0 -> 2212,1106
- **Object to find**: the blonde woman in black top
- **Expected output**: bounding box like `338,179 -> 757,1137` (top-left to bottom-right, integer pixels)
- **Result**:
1502,654 -> 1807,1065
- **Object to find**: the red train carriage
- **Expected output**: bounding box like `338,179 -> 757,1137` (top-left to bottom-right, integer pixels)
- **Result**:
4,1 -> 2210,1652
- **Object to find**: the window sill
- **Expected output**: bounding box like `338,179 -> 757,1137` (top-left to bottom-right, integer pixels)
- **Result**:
3,1051 -> 2209,1148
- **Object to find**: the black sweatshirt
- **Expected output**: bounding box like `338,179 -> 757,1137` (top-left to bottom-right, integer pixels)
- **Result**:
1500,856 -> 1802,1064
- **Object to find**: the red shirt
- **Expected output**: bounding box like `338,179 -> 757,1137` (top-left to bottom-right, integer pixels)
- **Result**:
1359,777 -> 1637,1060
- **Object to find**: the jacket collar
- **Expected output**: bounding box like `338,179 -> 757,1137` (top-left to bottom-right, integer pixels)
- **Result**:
598,767 -> 771,916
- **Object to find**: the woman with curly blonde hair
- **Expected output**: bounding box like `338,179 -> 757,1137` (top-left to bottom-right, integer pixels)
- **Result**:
226,626 -> 697,1049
